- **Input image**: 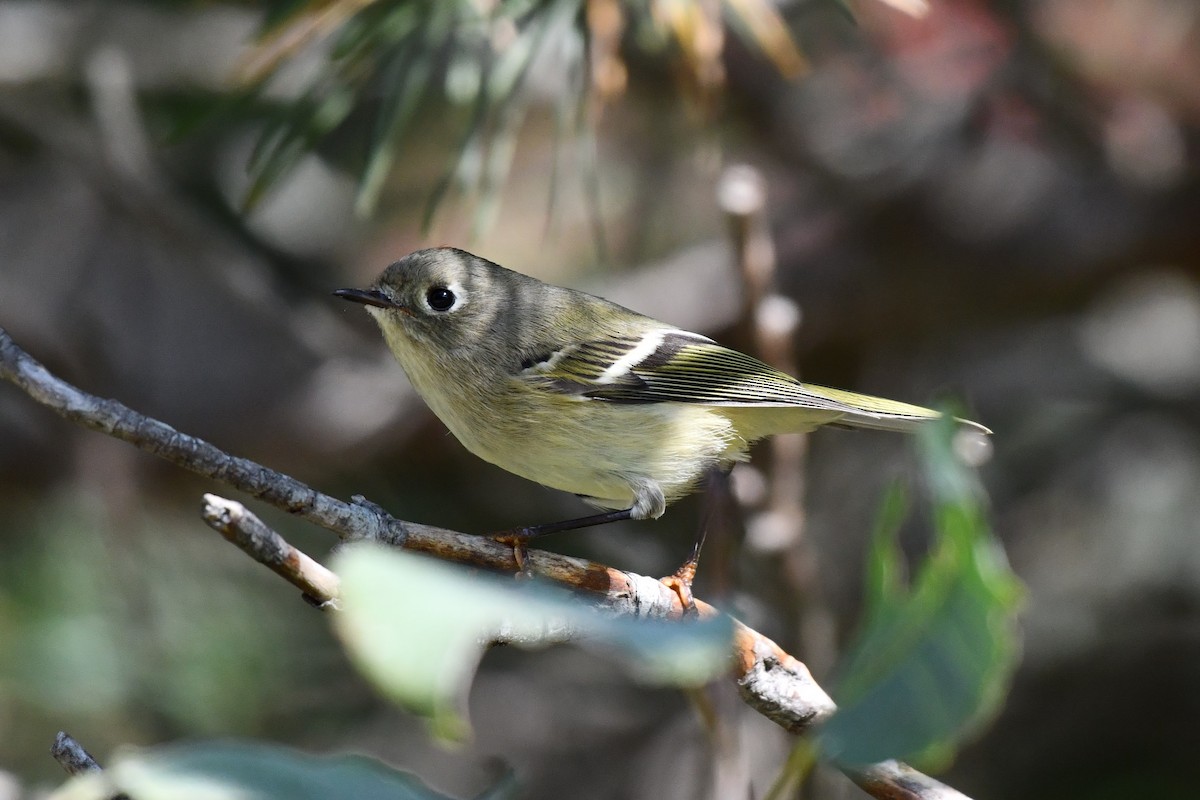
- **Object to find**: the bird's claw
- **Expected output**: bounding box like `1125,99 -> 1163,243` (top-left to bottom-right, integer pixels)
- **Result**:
488,530 -> 535,580
660,558 -> 700,618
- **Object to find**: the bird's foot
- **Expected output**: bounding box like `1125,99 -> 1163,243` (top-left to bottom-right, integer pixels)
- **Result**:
486,508 -> 636,580
660,555 -> 700,618
488,528 -> 536,580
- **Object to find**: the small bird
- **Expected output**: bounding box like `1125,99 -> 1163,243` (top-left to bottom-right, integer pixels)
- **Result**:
336,248 -> 986,535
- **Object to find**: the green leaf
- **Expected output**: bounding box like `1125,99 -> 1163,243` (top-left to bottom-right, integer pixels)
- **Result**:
861,483 -> 908,622
240,0 -> 826,228
50,740 -> 460,800
243,86 -> 355,211
354,50 -> 434,216
353,1 -> 472,215
819,419 -> 1022,768
331,545 -> 732,741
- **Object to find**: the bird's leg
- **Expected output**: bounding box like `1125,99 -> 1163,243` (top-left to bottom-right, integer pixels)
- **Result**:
661,532 -> 706,615
506,508 -> 636,538
661,467 -> 734,615
489,508 -> 635,575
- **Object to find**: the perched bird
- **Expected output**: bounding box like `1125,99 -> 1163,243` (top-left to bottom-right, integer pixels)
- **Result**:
336,247 -> 986,534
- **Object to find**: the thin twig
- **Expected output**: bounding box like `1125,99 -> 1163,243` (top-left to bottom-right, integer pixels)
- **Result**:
50,732 -> 130,800
846,760 -> 971,800
0,326 -> 972,800
51,731 -> 103,776
721,165 -> 837,797
719,163 -> 810,548
720,165 -> 839,692
0,326 -> 405,546
201,494 -> 341,609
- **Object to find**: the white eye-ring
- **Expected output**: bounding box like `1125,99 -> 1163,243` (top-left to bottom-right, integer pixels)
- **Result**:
424,282 -> 467,313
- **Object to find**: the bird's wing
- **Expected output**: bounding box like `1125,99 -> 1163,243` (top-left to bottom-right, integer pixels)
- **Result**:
517,328 -> 947,424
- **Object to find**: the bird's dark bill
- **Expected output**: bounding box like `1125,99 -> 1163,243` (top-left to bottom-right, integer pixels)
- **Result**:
333,288 -> 396,308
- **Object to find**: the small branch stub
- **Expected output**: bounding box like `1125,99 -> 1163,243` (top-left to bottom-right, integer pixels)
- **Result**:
847,760 -> 972,800
202,494 -> 341,608
50,732 -> 131,800
51,731 -> 102,776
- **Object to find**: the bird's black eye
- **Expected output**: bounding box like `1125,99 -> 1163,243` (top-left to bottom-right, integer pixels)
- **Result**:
426,285 -> 456,311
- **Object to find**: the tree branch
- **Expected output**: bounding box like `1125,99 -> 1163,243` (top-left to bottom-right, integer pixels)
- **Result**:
0,327 -> 403,545
1,326 -> 972,800
51,731 -> 103,776
50,731 -> 130,800
201,494 -> 341,609
847,761 -> 974,800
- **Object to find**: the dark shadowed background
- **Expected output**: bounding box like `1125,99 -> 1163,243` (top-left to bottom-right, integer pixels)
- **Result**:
1,1 -> 1199,798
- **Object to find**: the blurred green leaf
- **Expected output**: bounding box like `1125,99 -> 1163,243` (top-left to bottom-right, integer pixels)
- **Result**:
355,36 -> 437,214
861,483 -> 909,622
242,0 -> 812,230
244,86 -> 356,210
331,545 -> 732,740
819,420 -> 1022,768
50,740 -> 459,800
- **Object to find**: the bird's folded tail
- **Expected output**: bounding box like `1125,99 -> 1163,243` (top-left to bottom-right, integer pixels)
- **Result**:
803,384 -> 991,435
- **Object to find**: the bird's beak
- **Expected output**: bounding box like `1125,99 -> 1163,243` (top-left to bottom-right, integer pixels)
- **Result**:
333,288 -> 397,309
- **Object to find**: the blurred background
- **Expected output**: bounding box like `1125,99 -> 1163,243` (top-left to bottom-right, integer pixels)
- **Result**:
1,1 -> 1199,798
